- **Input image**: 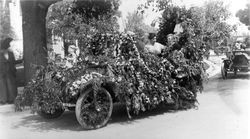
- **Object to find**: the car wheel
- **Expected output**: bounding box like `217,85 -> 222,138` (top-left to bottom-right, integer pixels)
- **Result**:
75,88 -> 113,130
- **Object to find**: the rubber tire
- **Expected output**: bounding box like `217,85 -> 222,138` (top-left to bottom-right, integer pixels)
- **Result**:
75,88 -> 113,130
37,107 -> 65,119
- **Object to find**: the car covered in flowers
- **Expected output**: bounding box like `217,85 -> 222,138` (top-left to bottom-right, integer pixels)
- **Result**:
15,33 -> 206,130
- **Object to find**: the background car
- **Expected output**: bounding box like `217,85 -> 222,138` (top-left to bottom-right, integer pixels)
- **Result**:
221,48 -> 250,79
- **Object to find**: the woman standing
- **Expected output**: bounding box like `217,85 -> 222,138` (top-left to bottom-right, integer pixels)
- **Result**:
0,38 -> 22,104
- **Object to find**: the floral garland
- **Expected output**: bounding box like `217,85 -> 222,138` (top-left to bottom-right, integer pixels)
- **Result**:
15,32 -> 205,118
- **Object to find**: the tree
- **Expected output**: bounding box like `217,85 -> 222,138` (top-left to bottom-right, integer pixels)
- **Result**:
21,0 -> 59,83
236,3 -> 250,30
181,1 -> 234,49
139,0 -> 235,49
20,0 -> 121,83
137,0 -> 172,13
125,11 -> 155,38
0,0 -> 15,40
202,0 -> 234,48
46,0 -> 121,54
157,5 -> 187,45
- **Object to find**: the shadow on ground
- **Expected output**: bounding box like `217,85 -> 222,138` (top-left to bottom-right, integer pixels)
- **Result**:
203,71 -> 249,115
223,73 -> 250,80
204,72 -> 249,92
210,72 -> 249,81
11,104 -> 181,132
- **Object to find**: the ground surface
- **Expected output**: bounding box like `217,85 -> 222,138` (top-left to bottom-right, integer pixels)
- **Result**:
0,55 -> 249,139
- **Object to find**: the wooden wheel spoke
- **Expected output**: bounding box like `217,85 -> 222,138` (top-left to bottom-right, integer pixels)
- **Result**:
94,104 -> 110,114
76,88 -> 113,130
80,103 -> 92,113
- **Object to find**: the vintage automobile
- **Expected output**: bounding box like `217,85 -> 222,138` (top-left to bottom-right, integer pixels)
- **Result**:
221,48 -> 250,79
16,33 -> 201,130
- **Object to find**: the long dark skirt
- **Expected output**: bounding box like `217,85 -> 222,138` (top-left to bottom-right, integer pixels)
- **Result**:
0,73 -> 17,103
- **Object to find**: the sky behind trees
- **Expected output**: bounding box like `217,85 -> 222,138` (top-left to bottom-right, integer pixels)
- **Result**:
119,0 -> 249,35
5,0 -> 250,39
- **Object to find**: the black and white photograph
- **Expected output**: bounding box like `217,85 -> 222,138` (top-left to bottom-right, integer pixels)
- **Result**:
0,0 -> 249,138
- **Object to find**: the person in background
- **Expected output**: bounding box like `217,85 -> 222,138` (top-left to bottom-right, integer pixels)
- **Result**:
235,41 -> 241,50
240,43 -> 246,50
145,33 -> 165,54
0,37 -> 23,104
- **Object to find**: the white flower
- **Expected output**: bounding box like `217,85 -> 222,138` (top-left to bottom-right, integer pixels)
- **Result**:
56,72 -> 62,78
82,79 -> 88,83
62,77 -> 66,81
71,91 -> 77,96
81,76 -> 85,80
118,76 -> 122,82
153,97 -> 157,102
72,84 -> 77,88
145,97 -> 150,103
75,80 -> 81,84
139,82 -> 144,87
161,96 -> 164,101
111,77 -> 115,82
85,74 -> 91,80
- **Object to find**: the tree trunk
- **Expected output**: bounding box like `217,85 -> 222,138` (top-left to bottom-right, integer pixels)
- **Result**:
21,0 -> 58,83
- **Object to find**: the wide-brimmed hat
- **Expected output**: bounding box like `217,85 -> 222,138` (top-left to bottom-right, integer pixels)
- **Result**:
1,37 -> 13,49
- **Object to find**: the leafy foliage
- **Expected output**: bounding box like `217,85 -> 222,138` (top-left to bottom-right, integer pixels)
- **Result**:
137,0 -> 172,13
236,3 -> 250,30
46,0 -> 121,49
0,2 -> 15,40
15,32 -> 205,118
157,5 -> 187,45
16,1 -> 209,124
202,1 -> 235,45
125,11 -> 156,38
139,0 -> 235,52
